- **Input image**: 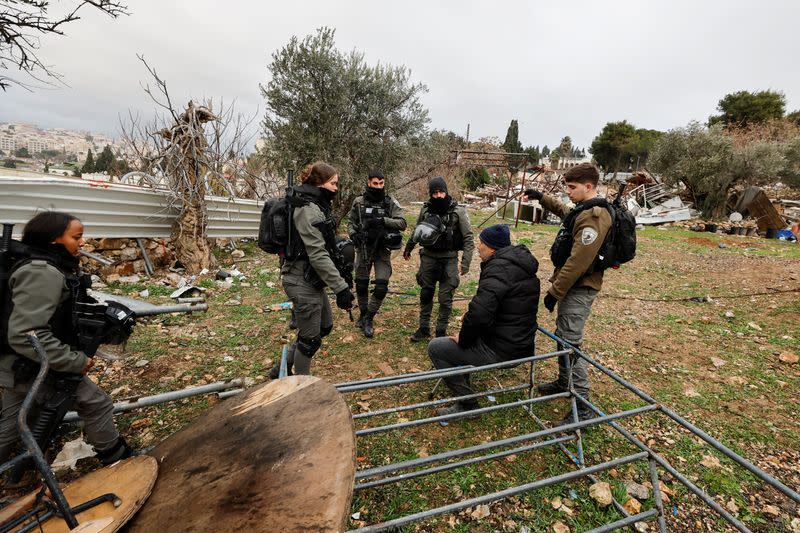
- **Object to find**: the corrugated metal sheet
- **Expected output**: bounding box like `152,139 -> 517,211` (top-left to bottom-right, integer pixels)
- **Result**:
0,175 -> 262,239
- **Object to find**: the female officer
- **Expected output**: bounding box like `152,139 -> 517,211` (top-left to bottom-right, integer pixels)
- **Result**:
272,162 -> 354,377
0,211 -> 132,470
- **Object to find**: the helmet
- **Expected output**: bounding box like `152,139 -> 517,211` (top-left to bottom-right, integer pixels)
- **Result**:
383,231 -> 403,250
412,215 -> 444,247
336,237 -> 355,267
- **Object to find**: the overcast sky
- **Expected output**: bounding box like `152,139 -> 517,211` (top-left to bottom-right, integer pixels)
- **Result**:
1,0 -> 798,151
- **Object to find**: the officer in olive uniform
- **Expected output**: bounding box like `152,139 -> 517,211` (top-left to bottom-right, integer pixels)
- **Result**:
1,212 -> 132,470
347,171 -> 406,338
524,163 -> 612,423
273,162 -> 354,378
404,177 -> 474,342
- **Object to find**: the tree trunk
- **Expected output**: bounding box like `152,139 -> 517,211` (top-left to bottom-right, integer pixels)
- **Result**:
171,200 -> 215,273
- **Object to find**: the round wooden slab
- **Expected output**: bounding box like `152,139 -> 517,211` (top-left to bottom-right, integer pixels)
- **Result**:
126,375 -> 356,532
4,455 -> 157,533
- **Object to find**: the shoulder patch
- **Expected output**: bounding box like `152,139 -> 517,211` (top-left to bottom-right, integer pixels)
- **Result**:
581,227 -> 599,246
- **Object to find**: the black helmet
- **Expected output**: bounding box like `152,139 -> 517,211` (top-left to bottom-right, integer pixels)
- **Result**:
383,231 -> 403,250
412,215 -> 444,247
336,237 -> 355,267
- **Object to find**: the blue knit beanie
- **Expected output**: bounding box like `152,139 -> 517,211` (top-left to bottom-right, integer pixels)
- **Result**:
479,224 -> 511,249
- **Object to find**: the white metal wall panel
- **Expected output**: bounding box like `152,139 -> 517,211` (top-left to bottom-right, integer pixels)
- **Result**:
0,175 -> 262,239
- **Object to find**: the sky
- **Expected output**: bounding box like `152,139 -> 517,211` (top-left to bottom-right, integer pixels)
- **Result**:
1,0 -> 799,151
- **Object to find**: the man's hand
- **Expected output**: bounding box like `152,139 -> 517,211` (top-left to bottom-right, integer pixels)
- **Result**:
335,288 -> 355,310
524,189 -> 543,202
543,293 -> 557,313
81,357 -> 95,374
449,333 -> 459,344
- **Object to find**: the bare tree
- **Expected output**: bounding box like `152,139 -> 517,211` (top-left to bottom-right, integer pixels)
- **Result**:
120,56 -> 263,272
0,0 -> 128,90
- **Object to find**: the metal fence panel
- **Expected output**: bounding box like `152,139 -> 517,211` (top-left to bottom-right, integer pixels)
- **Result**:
0,175 -> 262,239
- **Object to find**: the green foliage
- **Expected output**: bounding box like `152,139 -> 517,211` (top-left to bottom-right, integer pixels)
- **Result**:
72,166 -> 81,177
558,135 -> 572,158
81,149 -> 95,173
463,167 -> 491,190
94,145 -> 114,173
589,121 -> 662,172
43,161 -> 49,173
260,27 -> 430,220
524,145 -> 540,164
14,146 -> 30,158
502,119 -> 525,171
3,158 -> 16,168
787,110 -> 800,126
541,145 -> 550,157
649,122 -> 788,217
708,90 -> 786,127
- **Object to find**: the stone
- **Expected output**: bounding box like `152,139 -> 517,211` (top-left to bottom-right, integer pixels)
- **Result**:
118,275 -> 141,284
134,359 -> 149,368
626,481 -> 650,500
119,247 -> 139,261
231,249 -> 245,258
104,273 -> 121,283
551,521 -> 570,533
589,482 -> 613,507
623,497 -> 642,514
778,352 -> 798,364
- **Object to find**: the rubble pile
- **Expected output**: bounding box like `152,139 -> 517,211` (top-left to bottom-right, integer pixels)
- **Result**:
82,238 -> 174,278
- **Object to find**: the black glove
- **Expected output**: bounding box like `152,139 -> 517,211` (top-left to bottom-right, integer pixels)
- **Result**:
543,293 -> 557,313
524,189 -> 543,201
335,288 -> 355,310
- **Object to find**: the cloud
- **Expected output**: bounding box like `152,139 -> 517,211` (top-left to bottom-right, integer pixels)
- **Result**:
1,0 -> 797,149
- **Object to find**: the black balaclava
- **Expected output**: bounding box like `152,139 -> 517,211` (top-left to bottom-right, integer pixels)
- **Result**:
427,176 -> 451,213
364,186 -> 385,203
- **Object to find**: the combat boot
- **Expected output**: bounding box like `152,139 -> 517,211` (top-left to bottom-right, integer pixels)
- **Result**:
355,310 -> 365,330
362,313 -> 375,338
536,379 -> 568,396
409,327 -> 430,343
434,328 -> 447,338
559,397 -> 597,427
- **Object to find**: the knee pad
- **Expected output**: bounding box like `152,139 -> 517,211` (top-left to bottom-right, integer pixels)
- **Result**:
420,286 -> 435,305
355,277 -> 370,297
372,279 -> 389,301
297,334 -> 322,357
320,324 -> 333,338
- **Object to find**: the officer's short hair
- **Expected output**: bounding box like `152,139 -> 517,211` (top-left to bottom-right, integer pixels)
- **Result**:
563,163 -> 599,186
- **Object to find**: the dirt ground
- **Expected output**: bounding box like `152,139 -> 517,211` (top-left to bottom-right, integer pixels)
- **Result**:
11,214 -> 799,532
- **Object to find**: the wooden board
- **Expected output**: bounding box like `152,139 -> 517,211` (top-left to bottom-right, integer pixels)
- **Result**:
126,376 -> 356,533
5,456 -> 157,533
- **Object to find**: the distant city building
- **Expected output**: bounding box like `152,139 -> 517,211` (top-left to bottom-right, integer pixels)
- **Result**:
0,122 -> 125,159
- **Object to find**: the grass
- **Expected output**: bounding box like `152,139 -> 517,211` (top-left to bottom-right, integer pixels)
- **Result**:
52,212 -> 800,531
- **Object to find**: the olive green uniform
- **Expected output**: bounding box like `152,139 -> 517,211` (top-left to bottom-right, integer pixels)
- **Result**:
540,194 -> 612,396
281,195 -> 349,375
0,261 -> 118,463
405,202 -> 474,334
347,194 -> 406,315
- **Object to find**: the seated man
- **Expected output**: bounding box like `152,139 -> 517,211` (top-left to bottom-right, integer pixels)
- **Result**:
427,224 -> 540,418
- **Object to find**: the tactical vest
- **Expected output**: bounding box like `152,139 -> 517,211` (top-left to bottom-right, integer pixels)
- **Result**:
1,254 -> 90,357
422,204 -> 464,252
287,189 -> 347,288
550,198 -> 611,269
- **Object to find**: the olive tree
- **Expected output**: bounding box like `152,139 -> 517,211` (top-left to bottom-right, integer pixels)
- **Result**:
260,27 -> 430,221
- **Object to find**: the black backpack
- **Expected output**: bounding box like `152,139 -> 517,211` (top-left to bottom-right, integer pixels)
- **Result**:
257,196 -> 292,255
595,202 -> 637,271
550,195 -> 636,272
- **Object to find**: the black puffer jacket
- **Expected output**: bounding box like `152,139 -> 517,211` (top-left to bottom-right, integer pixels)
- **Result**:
458,245 -> 540,360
